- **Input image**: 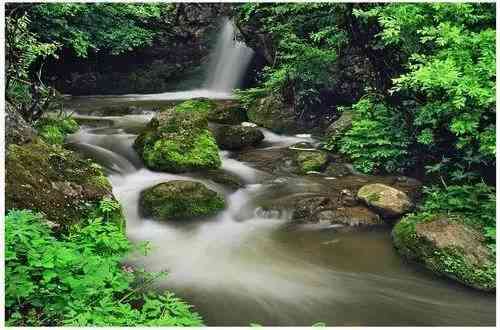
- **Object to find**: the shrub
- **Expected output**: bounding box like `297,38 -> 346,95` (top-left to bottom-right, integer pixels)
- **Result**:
36,116 -> 79,145
5,209 -> 203,326
338,97 -> 412,174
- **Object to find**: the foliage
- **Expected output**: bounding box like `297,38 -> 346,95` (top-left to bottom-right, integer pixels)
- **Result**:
337,97 -> 411,173
418,183 -> 495,230
5,12 -> 59,121
350,3 -> 495,180
234,3 -> 349,114
27,3 -> 167,57
5,209 -> 203,326
35,115 -> 79,145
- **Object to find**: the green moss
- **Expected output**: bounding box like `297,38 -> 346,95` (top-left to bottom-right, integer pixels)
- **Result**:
295,151 -> 328,173
140,181 -> 225,220
36,117 -> 80,145
5,140 -> 112,226
171,99 -> 216,114
143,130 -> 221,172
135,101 -> 221,173
392,213 -> 495,291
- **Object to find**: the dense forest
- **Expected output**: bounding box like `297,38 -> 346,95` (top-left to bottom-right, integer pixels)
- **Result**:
4,2 -> 496,326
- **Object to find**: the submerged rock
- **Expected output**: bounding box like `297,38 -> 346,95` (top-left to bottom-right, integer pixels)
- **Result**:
213,124 -> 264,150
134,100 -> 221,172
202,169 -> 245,190
318,206 -> 384,227
140,180 -> 225,220
357,183 -> 413,218
5,140 -> 113,226
392,215 -> 495,291
208,100 -> 248,124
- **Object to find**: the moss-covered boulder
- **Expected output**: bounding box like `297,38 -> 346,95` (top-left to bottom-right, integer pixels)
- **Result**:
213,124 -> 264,150
247,94 -> 298,134
140,180 -> 225,220
392,215 -> 495,291
134,100 -> 221,172
325,110 -> 353,141
208,100 -> 248,124
357,183 -> 413,218
5,140 -> 113,226
294,150 -> 329,173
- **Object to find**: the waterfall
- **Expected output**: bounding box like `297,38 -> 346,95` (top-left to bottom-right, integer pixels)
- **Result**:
204,18 -> 254,93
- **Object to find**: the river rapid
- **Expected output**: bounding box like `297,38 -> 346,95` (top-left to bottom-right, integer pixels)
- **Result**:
64,96 -> 496,326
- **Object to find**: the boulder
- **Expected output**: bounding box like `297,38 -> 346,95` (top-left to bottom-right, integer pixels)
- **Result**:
392,215 -> 495,291
202,169 -> 245,190
325,110 -> 353,141
5,140 -> 114,226
208,100 -> 248,124
134,100 -> 221,172
294,150 -> 329,173
324,162 -> 352,177
5,102 -> 37,147
318,206 -> 384,227
140,180 -> 225,220
213,124 -> 264,150
357,183 -> 413,218
247,94 -> 298,134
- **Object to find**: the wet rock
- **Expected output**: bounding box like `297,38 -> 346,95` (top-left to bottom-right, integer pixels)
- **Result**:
5,102 -> 37,147
392,215 -> 495,291
140,180 -> 225,220
357,183 -> 413,218
134,100 -> 221,172
213,124 -> 264,150
325,111 -> 353,141
318,206 -> 384,227
202,169 -> 245,190
208,100 -> 248,124
324,162 -> 352,177
338,189 -> 357,207
292,196 -> 334,223
247,94 -> 298,134
293,150 -> 329,174
5,140 -> 114,226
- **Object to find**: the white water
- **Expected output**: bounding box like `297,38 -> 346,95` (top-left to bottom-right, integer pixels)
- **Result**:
204,18 -> 255,92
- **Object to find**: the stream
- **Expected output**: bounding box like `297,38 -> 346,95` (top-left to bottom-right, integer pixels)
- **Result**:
63,100 -> 495,326
62,18 -> 494,326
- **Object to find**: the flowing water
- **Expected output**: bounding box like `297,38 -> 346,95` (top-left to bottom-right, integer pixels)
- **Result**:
62,18 -> 495,326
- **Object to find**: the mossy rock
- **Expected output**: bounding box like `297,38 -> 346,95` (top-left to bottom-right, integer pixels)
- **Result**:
392,215 -> 495,291
294,150 -> 329,173
140,180 -> 225,220
5,140 -> 113,226
134,100 -> 221,172
213,124 -> 264,150
171,98 -> 217,114
247,94 -> 298,134
325,110 -> 353,141
208,101 -> 248,124
357,183 -> 413,218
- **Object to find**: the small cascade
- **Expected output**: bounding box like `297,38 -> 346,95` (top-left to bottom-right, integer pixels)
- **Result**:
204,18 -> 255,93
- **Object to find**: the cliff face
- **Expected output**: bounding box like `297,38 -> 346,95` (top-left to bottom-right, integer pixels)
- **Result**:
44,4 -> 231,95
